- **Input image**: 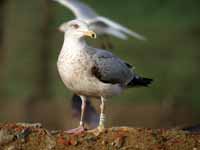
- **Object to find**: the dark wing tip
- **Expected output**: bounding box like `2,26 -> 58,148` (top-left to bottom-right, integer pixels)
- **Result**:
128,76 -> 153,87
142,77 -> 153,86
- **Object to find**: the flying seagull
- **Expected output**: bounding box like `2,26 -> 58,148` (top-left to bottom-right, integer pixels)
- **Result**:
57,20 -> 152,133
53,0 -> 146,42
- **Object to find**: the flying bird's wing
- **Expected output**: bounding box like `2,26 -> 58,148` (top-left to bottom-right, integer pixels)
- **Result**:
89,16 -> 147,41
91,49 -> 134,85
53,0 -> 146,41
53,0 -> 97,20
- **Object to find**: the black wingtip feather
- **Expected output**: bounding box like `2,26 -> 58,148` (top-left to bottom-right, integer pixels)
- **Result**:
128,76 -> 153,87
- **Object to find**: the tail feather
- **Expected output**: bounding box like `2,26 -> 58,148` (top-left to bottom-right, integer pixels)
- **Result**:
128,76 -> 153,87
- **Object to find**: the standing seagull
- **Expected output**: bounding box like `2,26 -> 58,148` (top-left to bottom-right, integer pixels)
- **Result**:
53,0 -> 147,127
57,20 -> 152,133
53,0 -> 146,43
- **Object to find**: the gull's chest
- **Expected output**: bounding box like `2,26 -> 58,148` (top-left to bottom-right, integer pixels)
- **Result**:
63,51 -> 91,72
57,50 -> 93,88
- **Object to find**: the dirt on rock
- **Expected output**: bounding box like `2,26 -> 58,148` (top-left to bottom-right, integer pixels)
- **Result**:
0,123 -> 200,150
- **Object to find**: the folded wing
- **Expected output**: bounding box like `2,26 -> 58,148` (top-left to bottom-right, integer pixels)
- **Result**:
91,49 -> 134,85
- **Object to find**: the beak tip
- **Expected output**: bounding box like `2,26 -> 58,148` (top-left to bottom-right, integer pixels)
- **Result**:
84,31 -> 97,39
92,33 -> 96,39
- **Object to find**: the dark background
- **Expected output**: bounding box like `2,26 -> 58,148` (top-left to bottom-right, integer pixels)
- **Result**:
0,0 -> 200,130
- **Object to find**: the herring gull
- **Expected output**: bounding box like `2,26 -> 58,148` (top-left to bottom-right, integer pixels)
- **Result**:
52,0 -> 147,128
53,0 -> 146,41
57,20 -> 152,133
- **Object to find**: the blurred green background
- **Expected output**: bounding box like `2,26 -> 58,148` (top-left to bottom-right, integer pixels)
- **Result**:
0,0 -> 200,130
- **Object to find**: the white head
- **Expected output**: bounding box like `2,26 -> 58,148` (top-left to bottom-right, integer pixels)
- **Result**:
59,20 -> 96,39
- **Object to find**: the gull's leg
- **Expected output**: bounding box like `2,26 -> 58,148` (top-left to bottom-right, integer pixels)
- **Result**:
99,34 -> 114,50
79,95 -> 86,127
98,96 -> 106,131
67,95 -> 87,134
99,35 -> 107,49
87,97 -> 106,134
103,35 -> 114,50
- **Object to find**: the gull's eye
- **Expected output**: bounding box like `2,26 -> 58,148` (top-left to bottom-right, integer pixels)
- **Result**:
70,24 -> 79,29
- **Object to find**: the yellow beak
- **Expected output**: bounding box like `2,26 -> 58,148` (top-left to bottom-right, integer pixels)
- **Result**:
82,31 -> 96,39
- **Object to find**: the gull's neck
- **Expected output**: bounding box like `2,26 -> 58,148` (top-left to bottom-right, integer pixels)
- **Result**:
62,33 -> 87,51
58,33 -> 87,63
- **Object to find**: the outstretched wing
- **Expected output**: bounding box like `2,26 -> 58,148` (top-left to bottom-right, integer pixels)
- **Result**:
89,16 -> 146,41
91,49 -> 134,85
89,20 -> 128,40
53,0 -> 97,19
90,16 -> 146,40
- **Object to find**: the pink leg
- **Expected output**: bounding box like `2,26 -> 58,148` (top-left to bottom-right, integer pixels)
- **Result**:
66,96 -> 87,134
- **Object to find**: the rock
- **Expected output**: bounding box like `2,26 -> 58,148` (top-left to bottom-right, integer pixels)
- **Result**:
0,123 -> 200,150
0,129 -> 14,145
